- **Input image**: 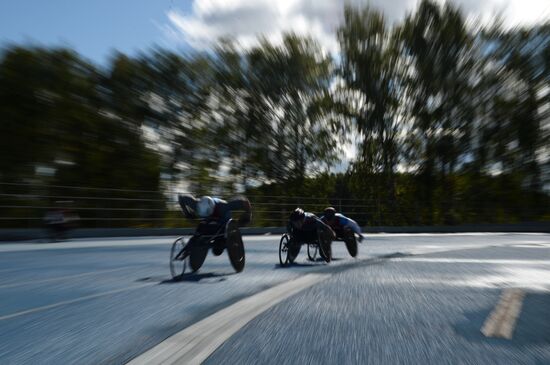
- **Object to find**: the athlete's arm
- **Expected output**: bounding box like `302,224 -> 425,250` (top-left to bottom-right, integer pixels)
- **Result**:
341,216 -> 364,241
226,197 -> 252,225
178,194 -> 198,219
343,217 -> 361,235
286,221 -> 294,235
314,216 -> 336,239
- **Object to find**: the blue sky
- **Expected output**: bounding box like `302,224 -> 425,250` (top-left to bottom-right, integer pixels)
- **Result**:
1,0 -> 548,66
0,0 -> 193,64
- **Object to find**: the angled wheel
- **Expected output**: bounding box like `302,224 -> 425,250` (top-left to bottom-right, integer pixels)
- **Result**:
189,237 -> 208,272
226,220 -> 245,273
170,237 -> 187,280
288,238 -> 301,264
318,229 -> 332,263
344,230 -> 358,258
212,238 -> 225,256
279,234 -> 290,266
307,243 -> 318,261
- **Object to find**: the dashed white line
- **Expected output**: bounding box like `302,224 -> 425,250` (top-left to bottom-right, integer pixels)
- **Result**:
0,283 -> 155,321
0,267 -> 130,289
481,288 -> 525,339
0,238 -> 173,253
391,258 -> 550,265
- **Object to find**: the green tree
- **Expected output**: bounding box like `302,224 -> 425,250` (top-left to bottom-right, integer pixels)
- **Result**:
0,46 -> 162,227
401,0 -> 476,223
338,6 -> 408,222
249,34 -> 340,184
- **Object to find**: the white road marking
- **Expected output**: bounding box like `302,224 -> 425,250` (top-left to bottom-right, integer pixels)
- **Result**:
391,258 -> 550,265
481,288 -> 525,339
0,237 -> 173,253
0,268 -> 20,274
0,283 -> 155,321
1,233 -> 547,253
367,233 -> 548,237
127,273 -> 329,365
0,267 -> 130,289
396,243 -> 530,256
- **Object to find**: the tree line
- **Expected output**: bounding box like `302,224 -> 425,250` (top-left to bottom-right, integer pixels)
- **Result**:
1,0 -> 549,227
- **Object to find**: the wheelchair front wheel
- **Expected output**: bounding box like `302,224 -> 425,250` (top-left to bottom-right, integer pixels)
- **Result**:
279,234 -> 291,266
169,237 -> 187,280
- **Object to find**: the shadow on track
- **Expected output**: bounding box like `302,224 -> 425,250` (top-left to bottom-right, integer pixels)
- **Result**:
273,257 -> 347,269
159,272 -> 237,284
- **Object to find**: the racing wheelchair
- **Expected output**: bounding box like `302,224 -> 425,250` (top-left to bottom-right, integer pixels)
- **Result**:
169,219 -> 245,280
333,227 -> 359,258
278,226 -> 334,266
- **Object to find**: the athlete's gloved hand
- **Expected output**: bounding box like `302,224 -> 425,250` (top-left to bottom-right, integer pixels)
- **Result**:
238,212 -> 251,226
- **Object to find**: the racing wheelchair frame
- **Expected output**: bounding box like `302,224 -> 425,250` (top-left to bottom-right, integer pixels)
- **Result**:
169,218 -> 245,280
278,226 -> 333,266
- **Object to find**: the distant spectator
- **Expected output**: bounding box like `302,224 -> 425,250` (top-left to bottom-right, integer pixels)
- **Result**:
44,202 -> 79,241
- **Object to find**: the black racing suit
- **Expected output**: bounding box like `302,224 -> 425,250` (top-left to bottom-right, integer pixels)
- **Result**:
178,194 -> 252,236
287,212 -> 331,243
287,213 -> 334,258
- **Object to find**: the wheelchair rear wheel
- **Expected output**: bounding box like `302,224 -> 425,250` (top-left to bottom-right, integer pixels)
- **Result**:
307,243 -> 318,261
344,230 -> 358,258
318,229 -> 332,263
226,220 -> 245,272
189,237 -> 208,272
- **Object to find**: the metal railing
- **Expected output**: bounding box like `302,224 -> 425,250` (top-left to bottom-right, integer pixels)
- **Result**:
0,182 -> 381,229
1,181 -> 547,229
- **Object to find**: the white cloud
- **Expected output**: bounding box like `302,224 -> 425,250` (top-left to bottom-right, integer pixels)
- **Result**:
161,0 -> 550,53
162,0 -> 415,53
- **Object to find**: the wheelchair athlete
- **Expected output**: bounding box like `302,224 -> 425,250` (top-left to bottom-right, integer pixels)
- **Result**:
287,208 -> 335,262
321,207 -> 363,258
320,207 -> 364,243
178,194 -> 251,256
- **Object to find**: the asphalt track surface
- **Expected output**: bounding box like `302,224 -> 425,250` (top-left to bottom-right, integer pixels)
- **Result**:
0,233 -> 549,364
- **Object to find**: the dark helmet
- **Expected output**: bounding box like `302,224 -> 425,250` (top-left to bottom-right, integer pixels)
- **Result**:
290,208 -> 305,222
323,207 -> 336,220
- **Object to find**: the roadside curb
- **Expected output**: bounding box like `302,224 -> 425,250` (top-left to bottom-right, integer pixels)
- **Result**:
1,222 -> 548,242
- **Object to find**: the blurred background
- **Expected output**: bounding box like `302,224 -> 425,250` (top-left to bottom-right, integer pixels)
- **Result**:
0,0 -> 549,229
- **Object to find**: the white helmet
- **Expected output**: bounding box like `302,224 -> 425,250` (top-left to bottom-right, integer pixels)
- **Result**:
196,196 -> 215,217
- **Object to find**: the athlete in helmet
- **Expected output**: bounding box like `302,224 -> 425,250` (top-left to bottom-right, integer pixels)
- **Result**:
287,207 -> 335,262
178,194 -> 252,255
321,207 -> 364,242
